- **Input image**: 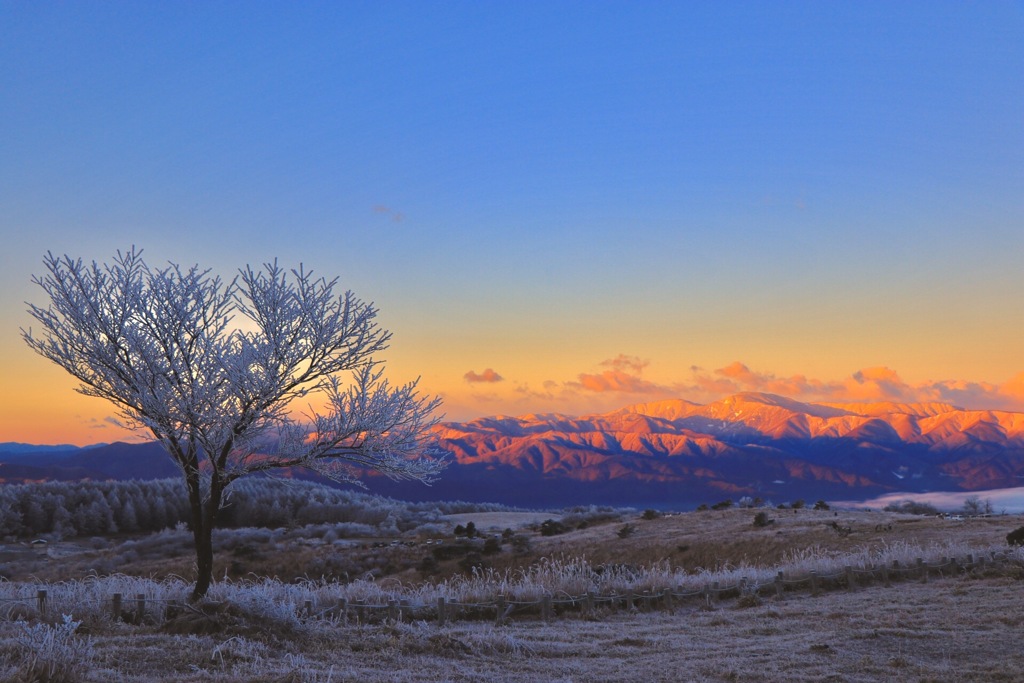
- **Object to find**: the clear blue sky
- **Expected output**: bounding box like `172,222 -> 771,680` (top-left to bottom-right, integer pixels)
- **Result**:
2,1 -> 1022,444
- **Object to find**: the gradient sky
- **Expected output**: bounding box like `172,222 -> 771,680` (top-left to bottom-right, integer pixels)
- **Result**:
2,1 -> 1023,446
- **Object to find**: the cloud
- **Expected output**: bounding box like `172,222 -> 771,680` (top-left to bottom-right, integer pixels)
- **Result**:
372,205 -> 405,222
552,358 -> 1024,412
601,354 -> 649,374
452,353 -> 1024,421
576,371 -> 665,394
851,488 -> 1024,514
680,362 -> 1024,411
998,372 -> 1024,400
568,355 -> 674,395
694,361 -> 839,398
464,368 -> 503,383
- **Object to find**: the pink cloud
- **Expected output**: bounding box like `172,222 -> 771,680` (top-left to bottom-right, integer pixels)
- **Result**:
601,354 -> 649,374
1000,372 -> 1024,400
455,355 -> 1024,420
372,205 -> 405,222
464,368 -> 503,383
679,361 -> 1024,411
568,355 -> 673,395
702,362 -> 840,398
576,370 -> 665,394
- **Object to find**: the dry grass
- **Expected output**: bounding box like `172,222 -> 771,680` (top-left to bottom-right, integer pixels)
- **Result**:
3,574 -> 1023,682
2,507 -> 1023,681
524,507 -> 1013,570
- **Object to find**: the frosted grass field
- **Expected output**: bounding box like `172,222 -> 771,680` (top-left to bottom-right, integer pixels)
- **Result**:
3,534 -> 1023,682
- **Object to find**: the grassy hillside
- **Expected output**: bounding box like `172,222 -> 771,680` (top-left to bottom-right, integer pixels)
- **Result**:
1,504 -> 1023,681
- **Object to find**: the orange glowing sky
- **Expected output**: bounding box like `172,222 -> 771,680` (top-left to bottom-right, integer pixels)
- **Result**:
1,3 -> 1022,446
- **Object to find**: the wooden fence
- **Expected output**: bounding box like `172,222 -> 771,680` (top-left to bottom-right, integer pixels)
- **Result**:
0,551 -> 1012,628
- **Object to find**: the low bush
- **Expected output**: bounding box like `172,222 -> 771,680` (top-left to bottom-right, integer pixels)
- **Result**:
540,519 -> 567,536
884,500 -> 940,516
11,614 -> 93,683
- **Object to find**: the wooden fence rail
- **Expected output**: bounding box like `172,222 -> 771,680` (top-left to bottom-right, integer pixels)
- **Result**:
0,551 -> 1011,629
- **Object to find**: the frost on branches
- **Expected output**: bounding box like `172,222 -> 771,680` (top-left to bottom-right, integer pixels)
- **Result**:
22,247 -> 446,599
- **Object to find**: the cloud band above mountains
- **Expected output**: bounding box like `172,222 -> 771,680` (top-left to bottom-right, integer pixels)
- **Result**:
688,362 -> 1024,410
454,356 -> 1024,420
563,357 -> 1024,412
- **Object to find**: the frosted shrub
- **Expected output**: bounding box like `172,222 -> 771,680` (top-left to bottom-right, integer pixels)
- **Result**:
208,579 -> 308,631
333,523 -> 377,538
560,505 -> 625,529
12,614 -> 93,683
410,522 -> 448,537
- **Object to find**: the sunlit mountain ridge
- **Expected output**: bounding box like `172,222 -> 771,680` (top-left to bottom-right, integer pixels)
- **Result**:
420,392 -> 1024,505
5,392 -> 1024,507
438,392 -> 1024,451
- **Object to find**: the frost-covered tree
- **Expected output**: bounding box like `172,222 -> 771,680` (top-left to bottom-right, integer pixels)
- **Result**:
23,248 -> 446,599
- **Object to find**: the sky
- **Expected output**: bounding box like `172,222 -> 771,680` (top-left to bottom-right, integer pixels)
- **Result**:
1,1 -> 1022,446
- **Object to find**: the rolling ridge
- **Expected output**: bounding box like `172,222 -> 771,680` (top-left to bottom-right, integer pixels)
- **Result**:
5,392 -> 1024,507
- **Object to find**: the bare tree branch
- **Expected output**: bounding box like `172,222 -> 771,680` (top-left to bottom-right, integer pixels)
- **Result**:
22,247 -> 446,598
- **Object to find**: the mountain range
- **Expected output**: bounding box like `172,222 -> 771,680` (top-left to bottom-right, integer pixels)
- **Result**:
5,392 -> 1024,507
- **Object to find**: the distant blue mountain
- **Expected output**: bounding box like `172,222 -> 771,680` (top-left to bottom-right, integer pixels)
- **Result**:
0,441 -> 177,482
0,442 -> 92,455
6,393 -> 1024,508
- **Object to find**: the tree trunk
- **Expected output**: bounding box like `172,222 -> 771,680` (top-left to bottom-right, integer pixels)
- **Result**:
191,516 -> 215,601
185,468 -> 213,601
188,471 -> 225,601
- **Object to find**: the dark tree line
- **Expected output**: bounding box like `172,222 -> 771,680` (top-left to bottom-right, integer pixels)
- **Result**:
0,478 -> 515,540
0,479 -> 189,539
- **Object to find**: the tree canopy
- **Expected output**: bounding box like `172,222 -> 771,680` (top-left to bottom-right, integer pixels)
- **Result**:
23,248 -> 446,598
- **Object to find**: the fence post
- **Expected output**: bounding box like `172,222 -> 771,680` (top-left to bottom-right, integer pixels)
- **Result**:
810,571 -> 819,596
336,598 -> 348,624
112,593 -> 123,621
400,599 -> 410,621
36,589 -> 47,617
844,566 -> 854,591
437,597 -> 447,626
303,599 -> 314,617
626,591 -> 635,611
917,558 -> 928,583
711,581 -> 720,603
136,594 -> 146,623
495,596 -> 506,625
388,599 -> 399,623
966,554 -> 975,572
585,591 -> 595,616
775,571 -> 784,598
542,595 -> 552,622
881,563 -> 890,587
664,587 -> 674,611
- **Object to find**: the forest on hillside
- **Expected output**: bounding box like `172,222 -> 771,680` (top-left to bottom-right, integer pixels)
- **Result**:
0,478 -> 514,540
